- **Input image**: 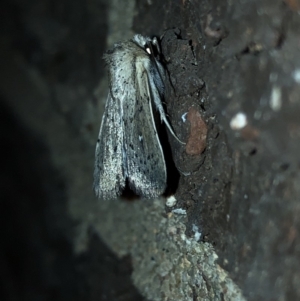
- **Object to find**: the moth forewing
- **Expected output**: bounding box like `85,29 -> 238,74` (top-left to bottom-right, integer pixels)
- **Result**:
93,92 -> 125,200
123,57 -> 167,197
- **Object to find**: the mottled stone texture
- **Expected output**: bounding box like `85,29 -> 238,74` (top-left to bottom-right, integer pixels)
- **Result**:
1,0 -> 300,300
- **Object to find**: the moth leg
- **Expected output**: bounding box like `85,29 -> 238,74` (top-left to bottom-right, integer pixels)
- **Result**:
147,75 -> 185,144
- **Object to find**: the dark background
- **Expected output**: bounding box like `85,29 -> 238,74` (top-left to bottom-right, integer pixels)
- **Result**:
1,0 -> 300,300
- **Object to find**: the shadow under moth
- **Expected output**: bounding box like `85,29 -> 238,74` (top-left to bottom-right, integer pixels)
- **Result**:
94,34 -> 181,200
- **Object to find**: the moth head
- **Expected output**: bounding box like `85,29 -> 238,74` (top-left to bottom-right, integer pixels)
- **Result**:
133,34 -> 161,57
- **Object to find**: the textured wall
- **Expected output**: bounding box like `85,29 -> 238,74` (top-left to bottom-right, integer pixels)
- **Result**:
1,0 -> 300,300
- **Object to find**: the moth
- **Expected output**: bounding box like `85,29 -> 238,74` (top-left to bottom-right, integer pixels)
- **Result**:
94,34 -> 181,200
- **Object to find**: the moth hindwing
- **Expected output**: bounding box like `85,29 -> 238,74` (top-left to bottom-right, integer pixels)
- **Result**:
94,34 -> 180,200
